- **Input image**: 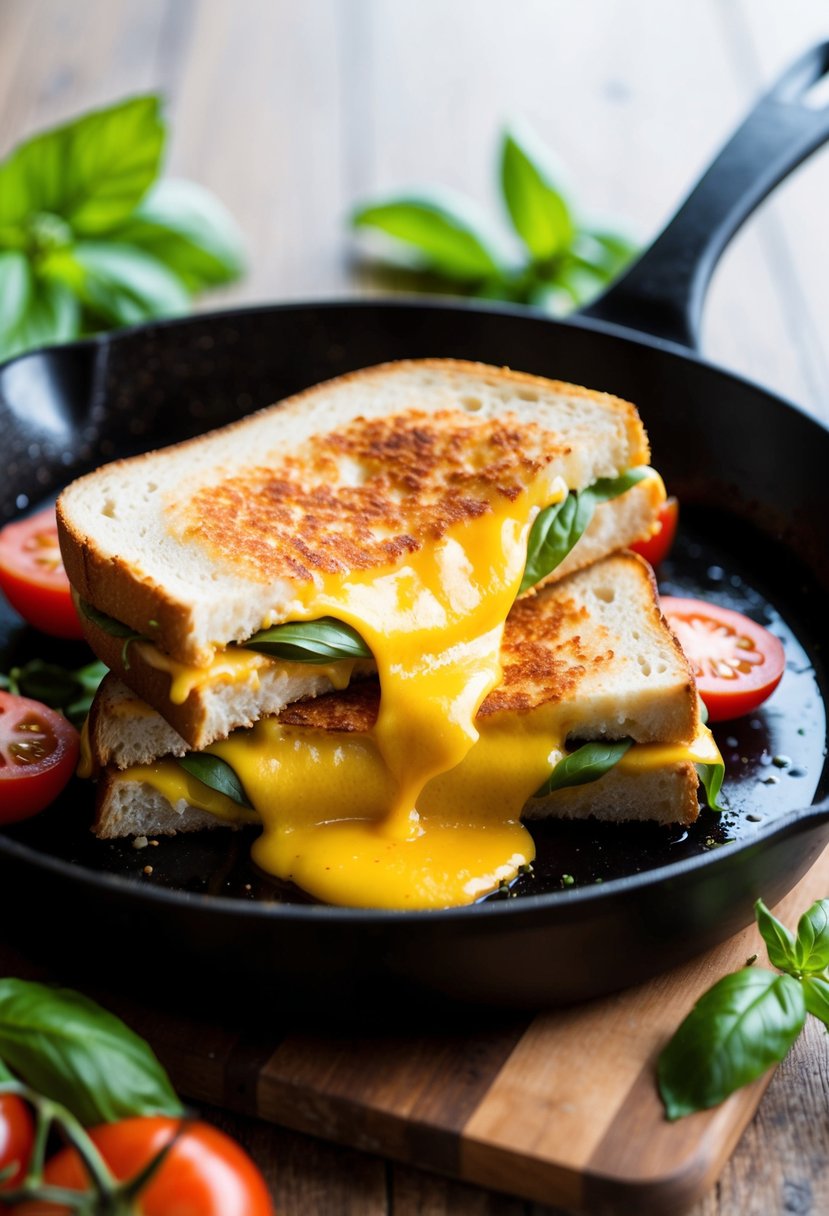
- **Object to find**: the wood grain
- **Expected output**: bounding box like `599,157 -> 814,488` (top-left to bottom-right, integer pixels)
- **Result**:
1,2 -> 829,1212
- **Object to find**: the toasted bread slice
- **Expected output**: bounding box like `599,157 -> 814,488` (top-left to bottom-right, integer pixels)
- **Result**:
90,554 -> 700,838
58,360 -> 653,667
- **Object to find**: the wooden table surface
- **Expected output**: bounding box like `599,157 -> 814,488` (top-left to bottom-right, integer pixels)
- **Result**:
2,2 -> 829,1213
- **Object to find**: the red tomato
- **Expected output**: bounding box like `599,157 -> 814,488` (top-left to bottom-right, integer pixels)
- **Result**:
0,693 -> 79,823
660,597 -> 785,722
24,1117 -> 273,1216
0,1094 -> 34,1189
630,496 -> 679,568
0,507 -> 84,639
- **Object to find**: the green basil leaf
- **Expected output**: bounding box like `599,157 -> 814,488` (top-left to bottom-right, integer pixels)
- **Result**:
802,975 -> 829,1027
519,492 -> 589,595
0,270 -> 79,361
58,242 -> 190,327
352,193 -> 502,281
587,467 -> 651,506
658,968 -> 805,1119
794,899 -> 829,974
755,899 -> 799,974
534,738 -> 632,797
244,617 -> 372,662
108,179 -> 245,292
500,127 -> 574,261
79,599 -> 142,641
0,252 -> 31,336
177,753 -> 252,809
697,761 -> 725,813
0,978 -> 182,1126
519,468 -> 651,595
0,96 -> 163,235
6,658 -> 108,727
572,229 -> 638,278
0,1058 -> 12,1083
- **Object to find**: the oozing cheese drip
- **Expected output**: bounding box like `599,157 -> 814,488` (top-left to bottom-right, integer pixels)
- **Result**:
282,469 -> 567,847
122,719 -> 722,909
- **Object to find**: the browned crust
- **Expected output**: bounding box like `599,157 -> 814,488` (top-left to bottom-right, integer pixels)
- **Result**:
57,359 -> 649,661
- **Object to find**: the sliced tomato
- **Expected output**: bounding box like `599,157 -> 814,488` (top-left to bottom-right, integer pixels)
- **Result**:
660,597 -> 785,722
0,692 -> 79,823
0,507 -> 83,639
38,1117 -> 274,1216
630,496 -> 678,568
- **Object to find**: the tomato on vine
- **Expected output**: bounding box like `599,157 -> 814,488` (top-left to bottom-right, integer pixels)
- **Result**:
0,1093 -> 34,1189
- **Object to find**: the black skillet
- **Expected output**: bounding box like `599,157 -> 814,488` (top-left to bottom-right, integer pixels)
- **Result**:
2,45 -> 829,1018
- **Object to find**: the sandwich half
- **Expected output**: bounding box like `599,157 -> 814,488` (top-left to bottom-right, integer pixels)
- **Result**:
83,554 -> 724,910
58,360 -> 665,767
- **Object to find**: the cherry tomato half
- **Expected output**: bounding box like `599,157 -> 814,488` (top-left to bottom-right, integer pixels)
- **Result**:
33,1117 -> 274,1216
630,496 -> 679,568
0,1094 -> 34,1189
0,692 -> 79,824
660,597 -> 785,722
0,507 -> 83,639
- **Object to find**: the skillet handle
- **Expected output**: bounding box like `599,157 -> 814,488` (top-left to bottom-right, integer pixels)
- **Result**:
579,42 -> 829,349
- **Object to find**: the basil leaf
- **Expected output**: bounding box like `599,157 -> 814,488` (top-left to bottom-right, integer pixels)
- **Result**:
79,599 -> 142,641
0,270 -> 78,361
534,738 -> 632,797
573,229 -> 637,278
501,127 -> 574,261
0,1059 -> 12,1083
352,193 -> 502,281
109,179 -> 245,292
244,617 -> 372,662
697,761 -> 725,813
755,899 -> 799,974
519,467 -> 651,594
0,252 -> 31,336
0,96 -> 163,235
57,242 -> 190,327
802,976 -> 829,1027
794,899 -> 829,974
177,753 -> 252,809
658,968 -> 806,1119
0,978 -> 182,1126
5,658 -> 107,727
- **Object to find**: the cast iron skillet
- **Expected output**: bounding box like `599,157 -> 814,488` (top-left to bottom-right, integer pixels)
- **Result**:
2,46 -> 829,1018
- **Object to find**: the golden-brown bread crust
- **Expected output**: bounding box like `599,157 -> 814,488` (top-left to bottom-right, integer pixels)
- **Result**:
57,359 -> 651,665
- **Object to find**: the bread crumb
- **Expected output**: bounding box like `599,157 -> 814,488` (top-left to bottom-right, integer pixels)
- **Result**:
133,836 -> 149,850
143,865 -> 154,876
149,839 -> 159,847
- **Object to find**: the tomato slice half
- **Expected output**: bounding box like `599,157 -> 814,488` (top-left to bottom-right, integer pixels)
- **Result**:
0,506 -> 84,638
0,692 -> 80,823
660,596 -> 785,722
630,496 -> 679,568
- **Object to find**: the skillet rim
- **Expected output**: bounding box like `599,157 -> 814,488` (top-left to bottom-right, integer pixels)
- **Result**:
1,294 -> 828,925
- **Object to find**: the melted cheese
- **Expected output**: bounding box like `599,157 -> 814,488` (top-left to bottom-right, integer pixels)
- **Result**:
121,715 -> 722,910
134,641 -> 357,705
282,468 -> 567,849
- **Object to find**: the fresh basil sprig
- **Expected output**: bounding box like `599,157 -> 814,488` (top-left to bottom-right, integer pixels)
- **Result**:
243,617 -> 372,662
534,739 -> 633,798
0,95 -> 244,361
519,467 -> 651,594
658,897 -> 829,1119
352,123 -> 636,314
0,978 -> 182,1126
78,598 -> 144,668
697,760 -> 726,813
0,658 -> 107,727
177,753 -> 253,810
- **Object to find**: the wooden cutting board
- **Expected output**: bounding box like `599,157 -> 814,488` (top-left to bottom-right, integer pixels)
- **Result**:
3,850 -> 827,1215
